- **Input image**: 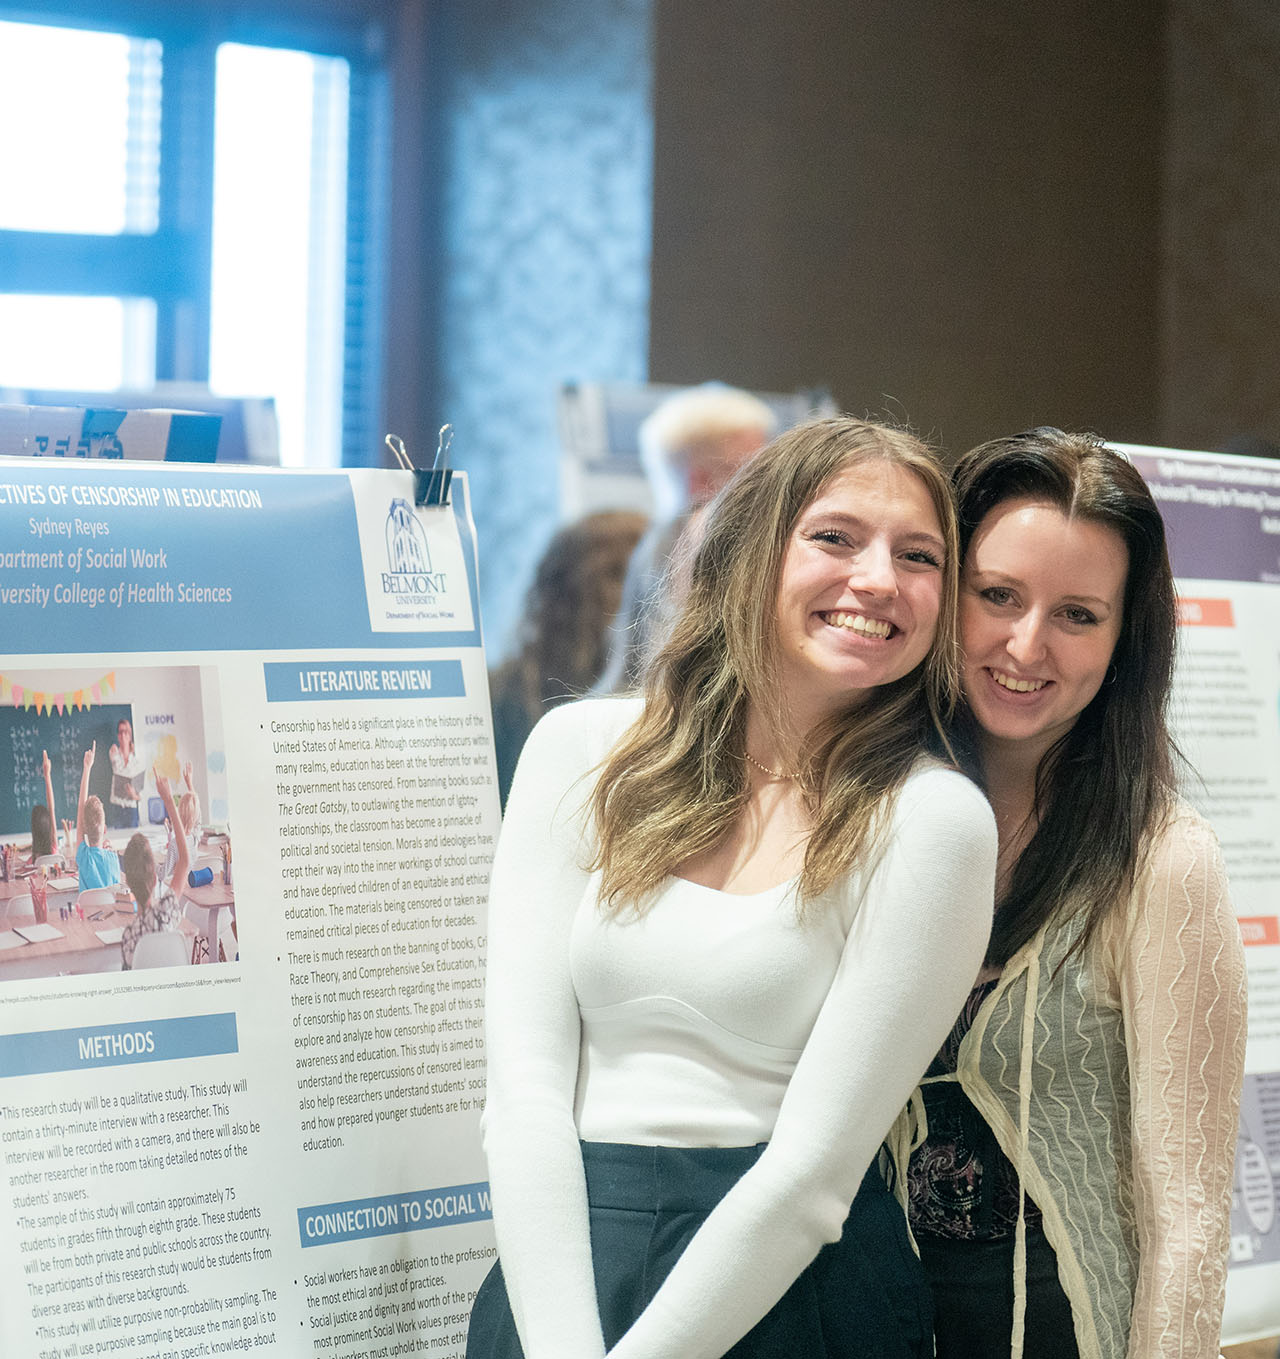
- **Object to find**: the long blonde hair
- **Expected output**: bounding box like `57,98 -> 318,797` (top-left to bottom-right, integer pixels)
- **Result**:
589,416 -> 961,914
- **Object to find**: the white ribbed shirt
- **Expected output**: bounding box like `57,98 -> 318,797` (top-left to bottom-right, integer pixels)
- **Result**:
480,697 -> 997,1359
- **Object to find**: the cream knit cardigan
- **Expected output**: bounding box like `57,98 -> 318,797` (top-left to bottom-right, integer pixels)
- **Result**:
948,801 -> 1247,1359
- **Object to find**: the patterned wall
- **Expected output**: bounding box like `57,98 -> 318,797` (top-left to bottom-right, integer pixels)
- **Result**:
430,0 -> 653,660
1163,0 -> 1280,453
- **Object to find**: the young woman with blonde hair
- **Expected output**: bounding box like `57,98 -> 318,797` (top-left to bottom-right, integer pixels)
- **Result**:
468,417 -> 998,1359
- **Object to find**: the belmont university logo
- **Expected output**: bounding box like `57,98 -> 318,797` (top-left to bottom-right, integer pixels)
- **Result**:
381,497 -> 447,597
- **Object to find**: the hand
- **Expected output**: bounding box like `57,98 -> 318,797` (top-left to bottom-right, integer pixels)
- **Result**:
182,760 -> 193,787
42,749 -> 50,776
155,773 -> 172,800
84,742 -> 96,772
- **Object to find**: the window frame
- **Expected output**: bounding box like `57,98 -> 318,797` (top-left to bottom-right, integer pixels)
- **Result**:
0,1 -> 388,465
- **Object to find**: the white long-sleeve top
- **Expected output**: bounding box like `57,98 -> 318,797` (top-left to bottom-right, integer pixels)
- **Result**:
480,697 -> 997,1359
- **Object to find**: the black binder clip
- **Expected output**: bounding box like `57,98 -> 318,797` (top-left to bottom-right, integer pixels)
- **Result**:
386,425 -> 454,507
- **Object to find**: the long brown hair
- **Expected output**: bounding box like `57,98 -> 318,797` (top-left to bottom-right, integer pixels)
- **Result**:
952,428 -> 1177,965
590,416 -> 961,914
490,509 -> 648,713
30,804 -> 55,859
122,833 -> 157,910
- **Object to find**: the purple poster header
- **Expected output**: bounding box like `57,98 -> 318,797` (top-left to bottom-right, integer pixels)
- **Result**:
1122,446 -> 1280,586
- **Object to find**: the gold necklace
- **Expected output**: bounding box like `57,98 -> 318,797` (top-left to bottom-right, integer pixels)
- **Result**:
743,751 -> 796,781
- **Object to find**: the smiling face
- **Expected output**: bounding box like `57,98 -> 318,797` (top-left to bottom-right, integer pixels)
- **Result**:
774,458 -> 946,727
961,498 -> 1128,763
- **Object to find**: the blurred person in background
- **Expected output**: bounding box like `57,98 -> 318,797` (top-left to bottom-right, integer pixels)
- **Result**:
596,382 -> 777,691
489,509 -> 648,807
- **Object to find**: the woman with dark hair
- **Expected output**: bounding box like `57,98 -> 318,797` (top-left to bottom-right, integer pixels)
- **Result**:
469,417 -> 997,1359
907,429 -> 1248,1358
489,509 -> 648,807
120,773 -> 189,970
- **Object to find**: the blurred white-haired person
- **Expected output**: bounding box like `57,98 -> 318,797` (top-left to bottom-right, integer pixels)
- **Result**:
599,382 -> 776,691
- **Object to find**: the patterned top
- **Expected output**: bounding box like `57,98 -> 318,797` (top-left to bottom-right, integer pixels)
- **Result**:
907,976 -> 1043,1240
924,802 -> 1247,1359
121,884 -> 183,970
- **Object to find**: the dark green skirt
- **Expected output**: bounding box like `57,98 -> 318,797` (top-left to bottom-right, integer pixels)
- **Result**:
467,1142 -> 932,1358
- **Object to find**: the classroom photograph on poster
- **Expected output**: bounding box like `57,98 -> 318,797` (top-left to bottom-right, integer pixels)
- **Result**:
0,663 -> 235,981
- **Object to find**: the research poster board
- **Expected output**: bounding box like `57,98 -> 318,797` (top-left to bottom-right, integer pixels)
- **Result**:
0,457 -> 500,1359
1122,445 -> 1280,1344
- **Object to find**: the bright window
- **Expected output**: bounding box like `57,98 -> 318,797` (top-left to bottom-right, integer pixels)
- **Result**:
209,44 -> 349,468
0,21 -> 160,235
0,294 -> 155,390
0,13 -> 381,467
